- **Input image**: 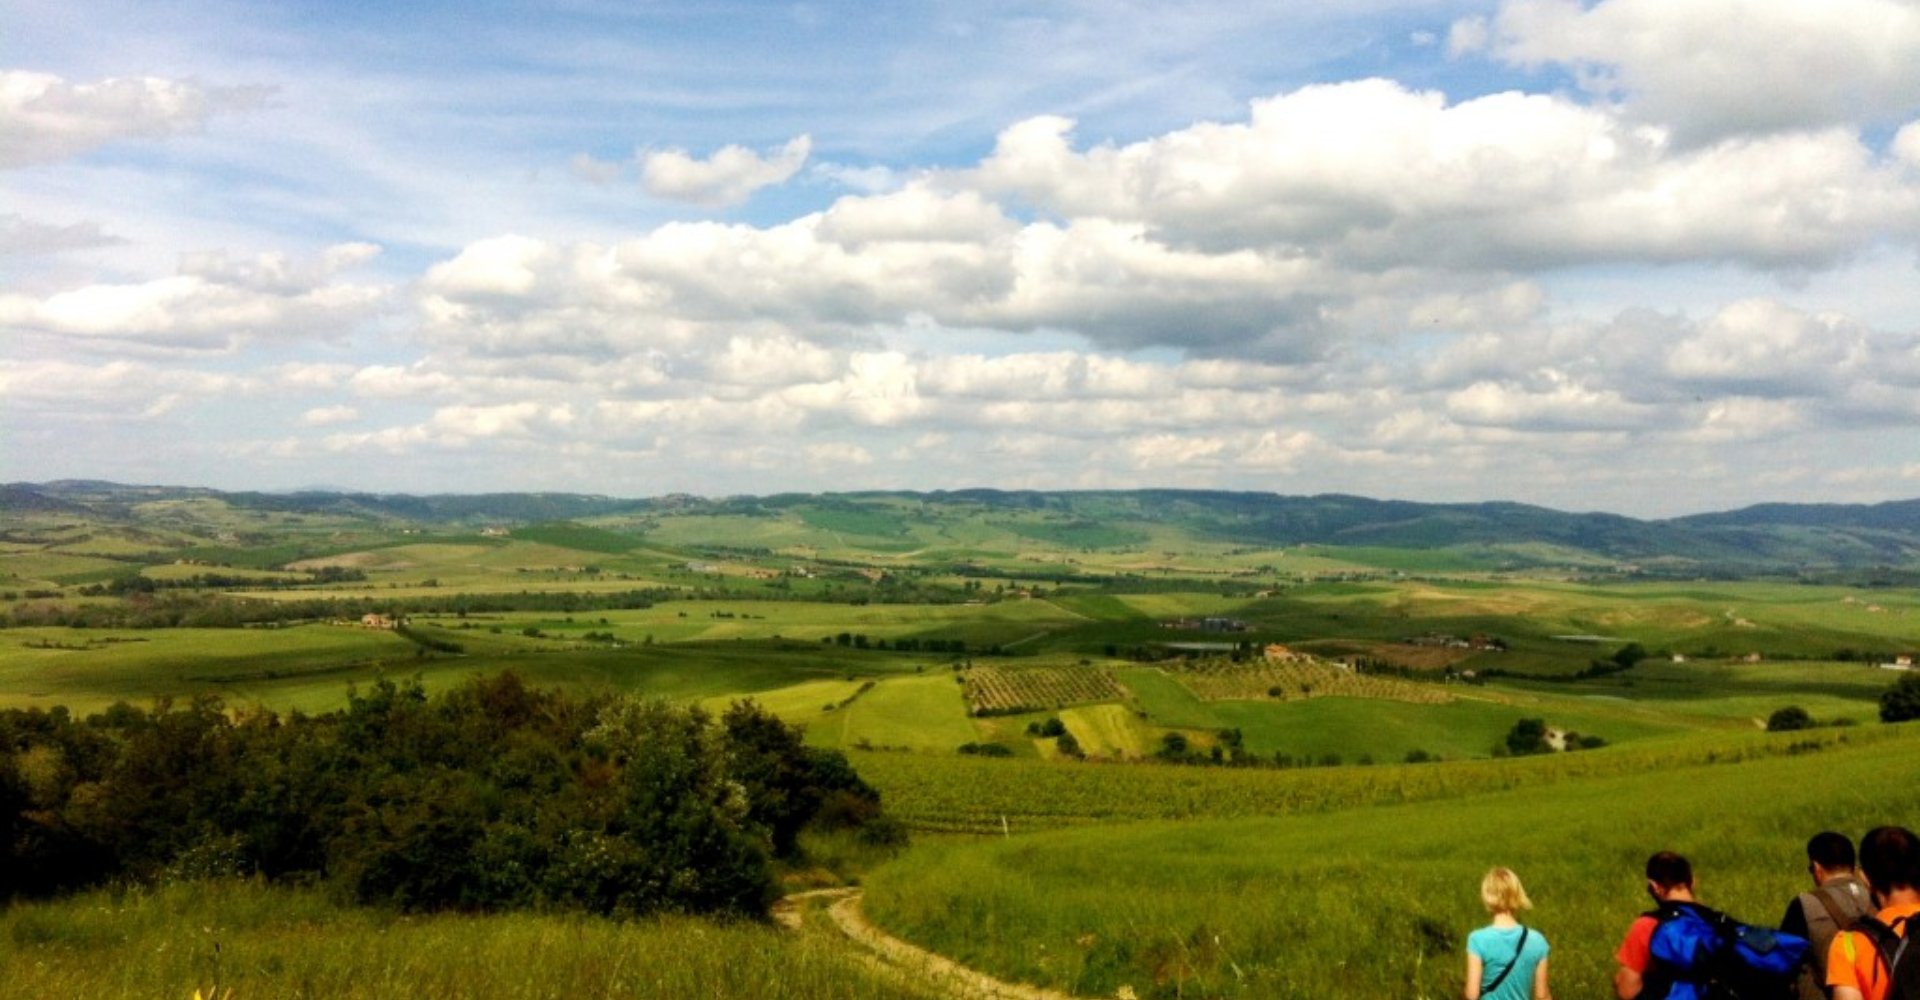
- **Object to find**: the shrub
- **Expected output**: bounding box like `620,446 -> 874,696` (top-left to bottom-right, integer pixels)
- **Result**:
1767,706 -> 1814,732
1883,673 -> 1920,723
1504,718 -> 1551,756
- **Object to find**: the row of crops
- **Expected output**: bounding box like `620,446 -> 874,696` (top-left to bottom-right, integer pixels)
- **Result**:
960,664 -> 1125,714
1164,656 -> 1452,705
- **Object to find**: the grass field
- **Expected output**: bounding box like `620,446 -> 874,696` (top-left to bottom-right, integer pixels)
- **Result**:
1058,703 -> 1154,757
810,673 -> 979,751
863,725 -> 1920,998
0,625 -> 417,712
846,723 -> 1910,833
1,880 -> 923,1000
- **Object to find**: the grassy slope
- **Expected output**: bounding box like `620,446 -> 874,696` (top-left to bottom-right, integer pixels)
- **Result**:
1,880 -> 923,1000
864,725 -> 1920,999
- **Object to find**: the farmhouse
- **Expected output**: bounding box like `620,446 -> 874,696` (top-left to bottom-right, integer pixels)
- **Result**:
360,613 -> 397,629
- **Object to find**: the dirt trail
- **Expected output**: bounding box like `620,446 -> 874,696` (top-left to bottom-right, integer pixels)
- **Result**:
777,888 -> 1080,1000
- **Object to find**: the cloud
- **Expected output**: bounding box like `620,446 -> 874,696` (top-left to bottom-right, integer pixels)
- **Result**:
969,80 -> 1920,271
300,405 -> 359,427
0,358 -> 253,418
0,243 -> 390,352
569,152 -> 625,185
1462,0 -> 1920,141
401,79 -> 1920,374
0,70 -> 271,168
1662,299 -> 1867,395
0,213 -> 122,255
641,134 -> 812,206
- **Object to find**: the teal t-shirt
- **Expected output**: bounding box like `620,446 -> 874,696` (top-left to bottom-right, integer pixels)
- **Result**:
1468,924 -> 1549,1000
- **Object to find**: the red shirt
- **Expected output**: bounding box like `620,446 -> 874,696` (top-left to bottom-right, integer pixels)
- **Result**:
1617,915 -> 1658,972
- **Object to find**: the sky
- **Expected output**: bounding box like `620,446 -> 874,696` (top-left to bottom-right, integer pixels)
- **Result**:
5,0 -> 1920,518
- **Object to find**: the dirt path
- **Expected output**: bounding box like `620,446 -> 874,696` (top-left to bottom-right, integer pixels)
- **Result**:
778,888 -> 1080,1000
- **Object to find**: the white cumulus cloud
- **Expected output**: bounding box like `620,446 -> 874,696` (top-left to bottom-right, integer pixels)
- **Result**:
641,135 -> 812,206
0,70 -> 270,168
1463,0 -> 1920,141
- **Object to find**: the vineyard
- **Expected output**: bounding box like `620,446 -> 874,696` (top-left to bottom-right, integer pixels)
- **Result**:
1163,656 -> 1453,704
960,664 -> 1125,714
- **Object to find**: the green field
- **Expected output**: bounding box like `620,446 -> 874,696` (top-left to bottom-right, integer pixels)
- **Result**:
811,673 -> 979,751
2,880 -> 919,1000
6,489 -> 1920,999
864,726 -> 1920,998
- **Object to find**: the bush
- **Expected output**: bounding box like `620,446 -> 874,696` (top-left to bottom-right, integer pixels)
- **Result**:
1504,718 -> 1551,756
1883,673 -> 1920,723
1767,706 -> 1814,732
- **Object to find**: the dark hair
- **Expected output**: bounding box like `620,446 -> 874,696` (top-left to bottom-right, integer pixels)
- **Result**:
1807,831 -> 1857,871
1646,851 -> 1694,889
1859,826 -> 1920,892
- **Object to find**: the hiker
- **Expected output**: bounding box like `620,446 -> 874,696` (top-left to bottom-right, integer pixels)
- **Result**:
1616,850 -> 1810,1000
1616,852 -> 1702,999
1464,867 -> 1552,1000
1783,831 -> 1874,1000
1829,825 -> 1920,1000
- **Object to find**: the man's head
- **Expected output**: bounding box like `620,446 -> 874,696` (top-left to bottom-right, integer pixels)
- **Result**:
1807,830 -> 1857,884
1646,851 -> 1695,901
1858,826 -> 1920,903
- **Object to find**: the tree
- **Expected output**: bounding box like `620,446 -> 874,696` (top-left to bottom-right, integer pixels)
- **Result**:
1882,672 -> 1920,723
1766,706 -> 1813,732
1503,717 -> 1551,756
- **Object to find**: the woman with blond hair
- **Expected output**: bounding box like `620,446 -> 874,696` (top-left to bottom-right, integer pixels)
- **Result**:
1465,867 -> 1552,1000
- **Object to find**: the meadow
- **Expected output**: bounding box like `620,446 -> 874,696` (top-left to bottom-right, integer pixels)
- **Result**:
863,726 -> 1920,998
3,493 -> 1918,999
1,880 -> 920,1000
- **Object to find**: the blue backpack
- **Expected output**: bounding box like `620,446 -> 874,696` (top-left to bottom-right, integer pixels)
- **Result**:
1645,901 -> 1810,1000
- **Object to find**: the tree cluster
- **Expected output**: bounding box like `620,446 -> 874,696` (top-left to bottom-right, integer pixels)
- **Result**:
1883,672 -> 1920,724
0,674 -> 896,917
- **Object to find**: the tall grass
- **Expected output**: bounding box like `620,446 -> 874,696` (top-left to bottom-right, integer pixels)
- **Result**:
2,879 -> 924,999
863,730 -> 1920,998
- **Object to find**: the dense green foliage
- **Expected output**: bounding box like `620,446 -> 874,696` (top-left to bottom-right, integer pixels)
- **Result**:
0,674 -> 889,916
1883,672 -> 1920,722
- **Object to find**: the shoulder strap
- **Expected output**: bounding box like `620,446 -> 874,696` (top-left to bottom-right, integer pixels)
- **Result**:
1810,887 -> 1848,928
1854,916 -> 1911,993
1483,926 -> 1530,994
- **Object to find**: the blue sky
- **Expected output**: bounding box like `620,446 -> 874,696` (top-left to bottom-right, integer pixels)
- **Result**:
6,0 -> 1920,516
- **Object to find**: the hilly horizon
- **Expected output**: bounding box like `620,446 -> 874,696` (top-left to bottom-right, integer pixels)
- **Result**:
11,479 -> 1920,576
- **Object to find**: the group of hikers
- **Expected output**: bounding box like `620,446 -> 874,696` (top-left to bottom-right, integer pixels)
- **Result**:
1464,825 -> 1918,1000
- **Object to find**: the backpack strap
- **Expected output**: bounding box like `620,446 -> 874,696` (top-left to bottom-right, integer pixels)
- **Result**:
1853,915 -> 1911,994
1482,926 -> 1529,994
1810,887 -> 1847,928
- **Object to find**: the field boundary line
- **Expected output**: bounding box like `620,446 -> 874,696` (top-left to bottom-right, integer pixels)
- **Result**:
781,888 -> 1080,1000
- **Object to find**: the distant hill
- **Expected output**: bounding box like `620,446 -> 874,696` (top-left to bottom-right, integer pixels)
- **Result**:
7,481 -> 1920,574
